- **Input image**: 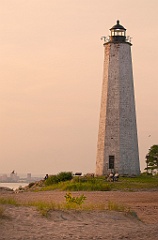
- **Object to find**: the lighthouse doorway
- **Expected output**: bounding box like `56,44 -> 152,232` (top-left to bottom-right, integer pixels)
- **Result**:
109,155 -> 115,170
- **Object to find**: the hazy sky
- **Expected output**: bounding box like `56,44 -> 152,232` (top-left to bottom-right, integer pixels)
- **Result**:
0,0 -> 158,175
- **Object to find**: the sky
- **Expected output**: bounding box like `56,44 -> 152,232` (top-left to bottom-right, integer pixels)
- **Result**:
0,0 -> 158,176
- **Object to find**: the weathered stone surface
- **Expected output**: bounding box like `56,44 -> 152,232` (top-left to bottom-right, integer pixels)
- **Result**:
96,42 -> 140,176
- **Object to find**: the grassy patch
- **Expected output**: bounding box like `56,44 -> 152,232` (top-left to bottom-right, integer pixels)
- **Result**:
27,201 -> 57,217
30,174 -> 158,192
34,184 -> 59,192
40,181 -> 111,191
110,175 -> 158,191
27,192 -> 104,216
0,197 -> 19,206
0,196 -> 139,220
108,201 -> 131,212
62,182 -> 111,191
108,201 -> 139,219
27,200 -> 107,215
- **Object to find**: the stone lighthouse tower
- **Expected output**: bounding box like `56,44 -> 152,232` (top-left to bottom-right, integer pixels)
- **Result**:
96,20 -> 140,176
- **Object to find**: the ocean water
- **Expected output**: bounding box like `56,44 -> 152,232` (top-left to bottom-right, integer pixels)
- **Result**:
0,182 -> 29,190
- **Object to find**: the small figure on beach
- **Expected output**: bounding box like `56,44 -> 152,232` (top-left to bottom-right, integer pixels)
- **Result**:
44,174 -> 49,180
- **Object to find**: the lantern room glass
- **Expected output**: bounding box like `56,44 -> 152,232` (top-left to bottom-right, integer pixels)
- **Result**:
111,29 -> 126,37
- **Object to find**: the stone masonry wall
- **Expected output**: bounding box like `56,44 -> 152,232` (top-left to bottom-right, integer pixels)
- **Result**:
96,44 -> 110,175
119,44 -> 140,175
96,42 -> 140,176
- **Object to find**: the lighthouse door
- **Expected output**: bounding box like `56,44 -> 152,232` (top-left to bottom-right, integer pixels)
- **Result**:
109,155 -> 115,169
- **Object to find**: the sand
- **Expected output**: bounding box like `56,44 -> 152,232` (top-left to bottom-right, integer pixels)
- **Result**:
0,190 -> 158,239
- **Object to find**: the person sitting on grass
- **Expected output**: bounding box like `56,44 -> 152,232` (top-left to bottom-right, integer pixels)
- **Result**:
44,174 -> 49,180
114,173 -> 119,181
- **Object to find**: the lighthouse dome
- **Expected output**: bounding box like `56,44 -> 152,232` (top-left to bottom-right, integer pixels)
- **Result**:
110,20 -> 126,31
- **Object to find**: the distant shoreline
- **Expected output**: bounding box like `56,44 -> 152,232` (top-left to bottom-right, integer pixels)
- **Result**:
0,182 -> 28,190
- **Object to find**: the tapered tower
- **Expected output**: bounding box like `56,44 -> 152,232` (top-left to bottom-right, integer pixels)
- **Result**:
96,20 -> 140,176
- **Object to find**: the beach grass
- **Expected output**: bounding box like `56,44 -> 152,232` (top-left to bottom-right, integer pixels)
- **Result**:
108,201 -> 131,212
27,200 -> 108,216
0,193 -> 106,217
0,194 -> 140,220
108,200 -> 139,219
27,201 -> 57,216
0,195 -> 133,213
0,197 -> 19,206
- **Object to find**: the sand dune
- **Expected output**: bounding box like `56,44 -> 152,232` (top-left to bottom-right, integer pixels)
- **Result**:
0,191 -> 158,239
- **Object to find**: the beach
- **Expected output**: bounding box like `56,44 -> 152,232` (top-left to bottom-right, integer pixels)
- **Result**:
0,190 -> 158,239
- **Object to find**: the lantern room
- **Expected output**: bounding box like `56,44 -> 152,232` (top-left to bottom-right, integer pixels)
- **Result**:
110,20 -> 126,42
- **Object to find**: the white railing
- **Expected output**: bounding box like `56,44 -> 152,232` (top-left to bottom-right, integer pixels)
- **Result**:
100,36 -> 110,43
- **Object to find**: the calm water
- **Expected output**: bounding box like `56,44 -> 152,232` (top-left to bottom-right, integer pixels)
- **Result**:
0,182 -> 29,190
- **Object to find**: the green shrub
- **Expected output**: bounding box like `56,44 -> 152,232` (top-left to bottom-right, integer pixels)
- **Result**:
57,172 -> 73,182
45,175 -> 58,185
45,172 -> 73,186
64,192 -> 86,206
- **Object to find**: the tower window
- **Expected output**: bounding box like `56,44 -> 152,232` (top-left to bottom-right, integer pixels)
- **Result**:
109,155 -> 115,169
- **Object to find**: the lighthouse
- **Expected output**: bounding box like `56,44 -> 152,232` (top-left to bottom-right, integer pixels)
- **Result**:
96,21 -> 140,176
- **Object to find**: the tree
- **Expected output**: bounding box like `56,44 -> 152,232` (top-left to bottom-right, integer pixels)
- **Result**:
145,145 -> 158,174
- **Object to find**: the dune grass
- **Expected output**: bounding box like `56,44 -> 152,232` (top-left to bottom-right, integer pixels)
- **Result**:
27,198 -> 108,217
27,201 -> 58,216
0,193 -> 106,217
0,197 -> 19,206
108,200 -> 139,219
108,201 -> 131,212
0,194 -> 139,220
0,198 -> 138,219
